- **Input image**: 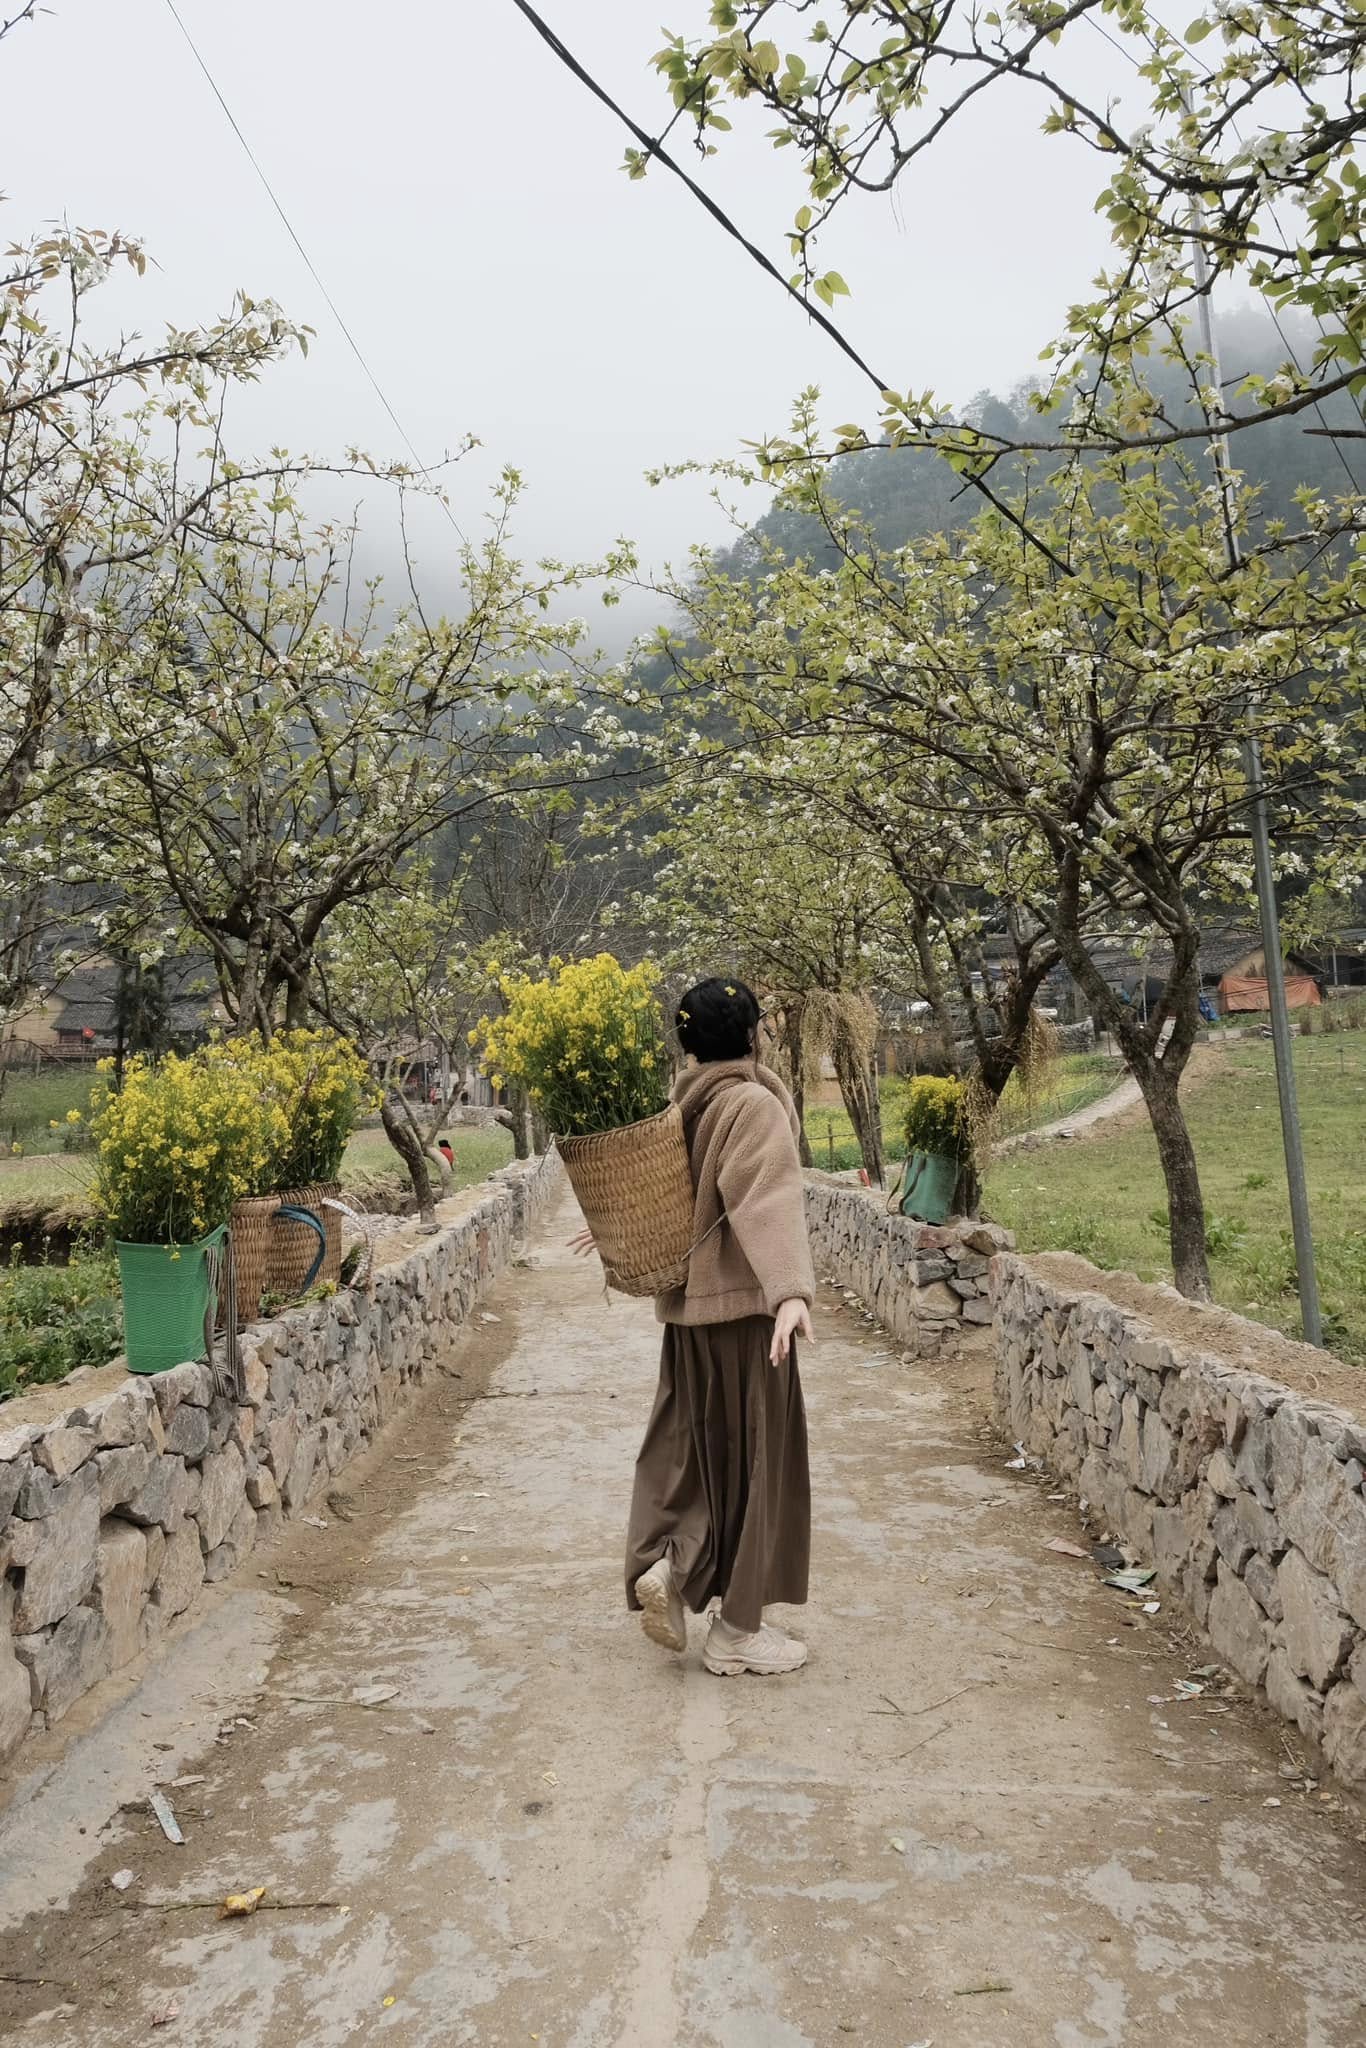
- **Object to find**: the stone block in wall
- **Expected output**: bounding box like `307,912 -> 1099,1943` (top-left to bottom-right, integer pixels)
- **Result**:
96,1443 -> 152,1515
1209,1561 -> 1270,1686
246,1463 -> 278,1509
71,1381 -> 159,1451
908,1281 -> 960,1319
1265,1646 -> 1326,1746
16,1603 -> 110,1723
263,1410 -> 298,1485
195,1443 -> 245,1553
93,1518 -> 147,1671
1141,1410 -> 1181,1503
1206,1447 -> 1239,1499
164,1402 -> 210,1462
1115,1396 -> 1144,1488
962,1298 -> 994,1326
120,1455 -> 185,1533
151,1522 -> 204,1620
1244,1552 -> 1282,1623
1214,1505 -> 1255,1576
1235,1413 -> 1276,1506
1323,1681 -> 1366,1784
1233,1489 -> 1283,1561
282,1425 -> 321,1511
33,1425 -> 97,1482
12,1462 -> 99,1633
0,1636 -> 31,1758
204,1500 -> 256,1584
151,1361 -> 212,1423
1276,1548 -> 1354,1691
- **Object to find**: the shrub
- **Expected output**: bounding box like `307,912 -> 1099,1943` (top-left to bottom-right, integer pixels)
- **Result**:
903,1075 -> 971,1161
91,1052 -> 286,1245
474,955 -> 670,1137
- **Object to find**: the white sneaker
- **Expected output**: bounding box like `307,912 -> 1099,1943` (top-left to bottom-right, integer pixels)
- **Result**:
703,1617 -> 808,1677
635,1558 -> 687,1653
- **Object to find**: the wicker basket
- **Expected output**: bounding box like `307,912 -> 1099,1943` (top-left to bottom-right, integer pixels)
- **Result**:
229,1194 -> 281,1325
264,1181 -> 343,1301
555,1105 -> 695,1298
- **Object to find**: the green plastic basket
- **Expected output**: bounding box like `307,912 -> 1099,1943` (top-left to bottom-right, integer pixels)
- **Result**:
898,1150 -> 959,1225
116,1225 -> 226,1376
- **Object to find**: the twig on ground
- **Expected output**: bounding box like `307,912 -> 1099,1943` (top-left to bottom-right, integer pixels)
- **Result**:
893,1722 -> 951,1761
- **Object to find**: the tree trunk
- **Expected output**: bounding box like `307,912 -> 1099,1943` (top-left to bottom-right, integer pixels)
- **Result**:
784,999 -> 815,1169
507,1083 -> 531,1160
380,1093 -> 437,1224
284,963 -> 312,1032
832,1026 -> 884,1184
1135,1056 -> 1211,1300
1044,877 -> 1210,1299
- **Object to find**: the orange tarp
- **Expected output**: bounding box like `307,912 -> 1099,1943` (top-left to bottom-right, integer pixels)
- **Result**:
1220,973 -> 1322,1013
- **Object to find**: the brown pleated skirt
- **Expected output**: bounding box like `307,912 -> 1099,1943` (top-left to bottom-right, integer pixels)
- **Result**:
625,1316 -> 810,1635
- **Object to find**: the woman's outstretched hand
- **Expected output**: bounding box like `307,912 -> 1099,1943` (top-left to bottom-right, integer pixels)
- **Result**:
770,1298 -> 814,1366
568,1227 -> 597,1258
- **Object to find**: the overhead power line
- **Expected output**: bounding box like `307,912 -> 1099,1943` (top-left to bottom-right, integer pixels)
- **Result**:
161,0 -> 462,529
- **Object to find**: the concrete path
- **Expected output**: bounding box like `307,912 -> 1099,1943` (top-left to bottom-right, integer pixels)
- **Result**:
994,1071 -> 1142,1154
4,1189 -> 1366,2048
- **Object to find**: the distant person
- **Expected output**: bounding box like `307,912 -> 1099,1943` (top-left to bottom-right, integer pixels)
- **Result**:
573,977 -> 815,1677
437,1136 -> 455,1170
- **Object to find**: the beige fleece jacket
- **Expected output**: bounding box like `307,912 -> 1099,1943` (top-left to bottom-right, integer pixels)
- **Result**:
656,1057 -> 817,1327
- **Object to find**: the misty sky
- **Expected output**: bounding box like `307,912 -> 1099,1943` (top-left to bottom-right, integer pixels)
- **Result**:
5,0 -> 1144,644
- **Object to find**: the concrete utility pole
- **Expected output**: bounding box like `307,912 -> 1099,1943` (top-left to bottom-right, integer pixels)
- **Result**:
1186,165 -> 1324,1347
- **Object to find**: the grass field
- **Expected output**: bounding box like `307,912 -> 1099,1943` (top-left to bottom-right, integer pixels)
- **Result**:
0,1068 -> 93,1152
985,1034 -> 1366,1363
804,1053 -> 1122,1172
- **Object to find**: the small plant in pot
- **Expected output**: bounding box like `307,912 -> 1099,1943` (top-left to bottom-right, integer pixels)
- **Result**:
91,1053 -> 281,1375
896,1076 -> 972,1224
472,954 -> 693,1296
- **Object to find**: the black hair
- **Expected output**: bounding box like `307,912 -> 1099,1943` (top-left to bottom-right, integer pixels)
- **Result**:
675,977 -> 761,1063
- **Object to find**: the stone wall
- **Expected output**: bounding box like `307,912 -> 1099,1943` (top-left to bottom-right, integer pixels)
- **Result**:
803,1178 -> 1013,1358
0,1154 -> 560,1764
992,1254 -> 1366,1791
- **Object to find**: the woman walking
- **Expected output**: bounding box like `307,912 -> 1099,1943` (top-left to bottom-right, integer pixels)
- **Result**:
582,977 -> 815,1677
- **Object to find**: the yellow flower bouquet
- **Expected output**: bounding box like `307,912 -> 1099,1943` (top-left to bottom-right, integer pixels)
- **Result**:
475,955 -> 669,1137
474,956 -> 693,1297
91,1052 -> 285,1247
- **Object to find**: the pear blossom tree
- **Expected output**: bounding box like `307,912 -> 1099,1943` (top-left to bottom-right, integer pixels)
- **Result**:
0,228 -> 313,1070
76,473 -> 613,1039
639,1 -> 1366,467
634,435 -> 1365,1297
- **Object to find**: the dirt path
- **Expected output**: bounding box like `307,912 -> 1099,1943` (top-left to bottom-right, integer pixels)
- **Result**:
996,1040 -> 1228,1156
3,1188 -> 1366,2046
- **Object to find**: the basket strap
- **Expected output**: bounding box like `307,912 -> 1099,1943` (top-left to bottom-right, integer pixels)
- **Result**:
689,1209 -> 726,1258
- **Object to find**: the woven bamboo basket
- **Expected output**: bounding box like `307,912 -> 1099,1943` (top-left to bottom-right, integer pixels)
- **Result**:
229,1194 -> 281,1325
264,1181 -> 344,1301
555,1104 -> 695,1298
